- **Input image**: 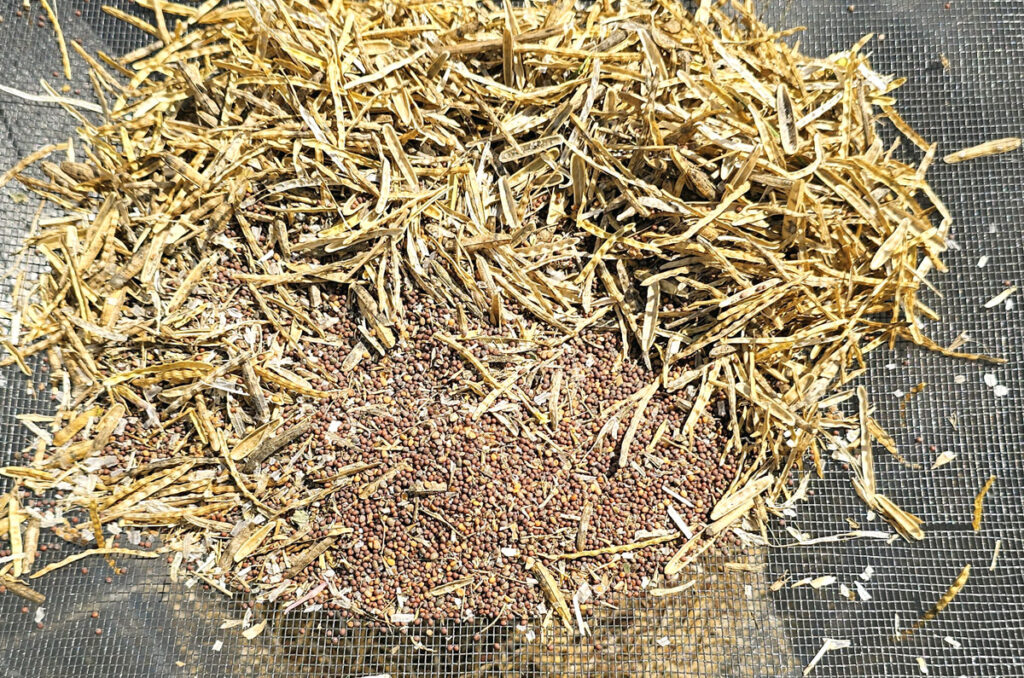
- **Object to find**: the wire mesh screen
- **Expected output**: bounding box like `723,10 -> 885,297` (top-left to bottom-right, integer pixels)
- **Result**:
1,1 -> 1022,676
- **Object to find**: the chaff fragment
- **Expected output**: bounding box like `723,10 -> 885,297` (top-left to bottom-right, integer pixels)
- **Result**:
552,531 -> 679,560
894,564 -> 971,640
972,475 -> 996,532
529,560 -> 572,629
943,138 -> 1021,164
39,0 -> 72,80
0,575 -> 46,605
30,548 -> 161,579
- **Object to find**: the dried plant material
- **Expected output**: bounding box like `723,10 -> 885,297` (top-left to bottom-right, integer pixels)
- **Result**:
809,575 -> 837,589
648,578 -> 698,598
427,576 -> 474,598
242,619 -> 267,640
983,285 -> 1016,309
0,467 -> 54,482
548,369 -> 564,429
857,387 -> 876,501
232,521 -> 277,563
220,522 -> 256,569
357,463 -> 410,500
872,494 -> 924,541
282,538 -> 336,580
710,474 -> 773,521
0,141 -> 69,190
39,0 -> 71,80
899,382 -> 927,421
21,519 -> 40,574
881,104 -> 931,152
88,502 -> 106,555
972,475 -> 996,531
932,451 -> 957,469
894,564 -> 971,640
407,481 -> 447,496
576,502 -> 593,552
707,504 -> 749,536
804,638 -> 851,676
724,562 -> 764,574
29,548 -> 161,579
1,340 -> 31,376
1,84 -> 102,115
990,539 -> 1001,571
553,532 -> 679,560
943,137 -> 1021,164
777,84 -> 799,155
0,575 -> 46,605
667,505 -> 693,540
8,493 -> 23,578
530,560 -> 572,629
665,534 -> 716,576
617,379 -> 660,467
240,419 -> 314,473
0,0 -> 995,625
52,407 -> 102,447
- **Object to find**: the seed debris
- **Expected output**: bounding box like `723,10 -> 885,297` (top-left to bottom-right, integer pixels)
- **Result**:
943,137 -> 1022,164
804,638 -> 851,676
894,564 -> 971,640
973,476 -> 996,531
984,285 -> 1016,309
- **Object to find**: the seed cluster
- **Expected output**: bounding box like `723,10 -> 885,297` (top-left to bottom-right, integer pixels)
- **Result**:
86,257 -> 741,621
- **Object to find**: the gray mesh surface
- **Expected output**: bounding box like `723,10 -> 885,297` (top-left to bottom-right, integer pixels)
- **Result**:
1,1 -> 1022,677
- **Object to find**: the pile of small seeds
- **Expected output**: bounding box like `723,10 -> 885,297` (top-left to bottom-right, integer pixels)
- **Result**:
92,247 -> 742,622
0,0 -> 998,629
